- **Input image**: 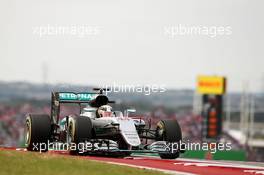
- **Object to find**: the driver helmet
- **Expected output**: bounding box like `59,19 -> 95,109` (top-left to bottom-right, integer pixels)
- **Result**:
96,105 -> 113,118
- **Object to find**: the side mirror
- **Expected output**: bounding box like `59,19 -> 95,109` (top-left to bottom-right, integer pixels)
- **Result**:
83,108 -> 96,112
124,109 -> 136,117
127,109 -> 136,113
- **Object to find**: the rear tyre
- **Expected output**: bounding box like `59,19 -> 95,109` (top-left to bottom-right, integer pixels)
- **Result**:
25,114 -> 51,152
156,119 -> 182,159
68,116 -> 93,154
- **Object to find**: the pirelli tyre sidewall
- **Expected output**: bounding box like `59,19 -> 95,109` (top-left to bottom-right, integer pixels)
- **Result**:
156,119 -> 182,159
25,114 -> 51,152
68,116 -> 93,154
68,116 -> 76,144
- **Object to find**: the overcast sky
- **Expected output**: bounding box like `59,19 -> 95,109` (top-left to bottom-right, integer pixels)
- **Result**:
1,0 -> 264,92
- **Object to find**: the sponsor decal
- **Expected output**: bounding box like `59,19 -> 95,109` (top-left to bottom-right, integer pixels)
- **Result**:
59,93 -> 97,101
197,76 -> 226,95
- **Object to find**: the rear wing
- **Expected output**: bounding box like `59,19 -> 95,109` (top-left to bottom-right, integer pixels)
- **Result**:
56,92 -> 99,103
51,92 -> 99,124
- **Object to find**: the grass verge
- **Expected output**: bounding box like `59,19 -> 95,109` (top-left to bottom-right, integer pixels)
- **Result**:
0,150 -> 166,175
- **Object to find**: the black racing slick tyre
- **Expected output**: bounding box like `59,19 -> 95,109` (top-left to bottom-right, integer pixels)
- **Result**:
25,114 -> 51,152
68,116 -> 93,154
156,119 -> 182,159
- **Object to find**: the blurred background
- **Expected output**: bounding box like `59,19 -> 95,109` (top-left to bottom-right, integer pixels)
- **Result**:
0,0 -> 264,162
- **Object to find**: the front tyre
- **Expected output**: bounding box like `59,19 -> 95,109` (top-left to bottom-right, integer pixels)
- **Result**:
156,119 -> 182,159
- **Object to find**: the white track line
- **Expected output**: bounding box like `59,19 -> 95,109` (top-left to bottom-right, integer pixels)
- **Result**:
177,158 -> 264,168
174,162 -> 264,170
131,156 -> 264,171
244,170 -> 264,174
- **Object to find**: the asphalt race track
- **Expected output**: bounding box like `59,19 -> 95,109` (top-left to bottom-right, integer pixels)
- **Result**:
3,147 -> 264,175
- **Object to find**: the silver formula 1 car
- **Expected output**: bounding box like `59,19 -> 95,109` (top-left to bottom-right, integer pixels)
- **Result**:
25,88 -> 183,159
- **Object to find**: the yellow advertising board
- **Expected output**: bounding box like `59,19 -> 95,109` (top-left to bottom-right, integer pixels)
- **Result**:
197,76 -> 226,95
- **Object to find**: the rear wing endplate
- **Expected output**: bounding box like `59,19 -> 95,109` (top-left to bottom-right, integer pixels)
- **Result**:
51,92 -> 98,124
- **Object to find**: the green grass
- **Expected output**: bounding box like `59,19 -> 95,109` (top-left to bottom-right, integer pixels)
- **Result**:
0,150 -> 165,175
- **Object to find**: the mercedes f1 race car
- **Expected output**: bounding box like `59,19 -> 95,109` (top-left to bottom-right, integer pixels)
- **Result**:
25,88 -> 183,159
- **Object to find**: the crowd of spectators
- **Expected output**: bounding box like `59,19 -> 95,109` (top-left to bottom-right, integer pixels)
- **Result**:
0,104 -> 50,147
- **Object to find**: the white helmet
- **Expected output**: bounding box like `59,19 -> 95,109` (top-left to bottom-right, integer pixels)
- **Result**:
96,105 -> 112,118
